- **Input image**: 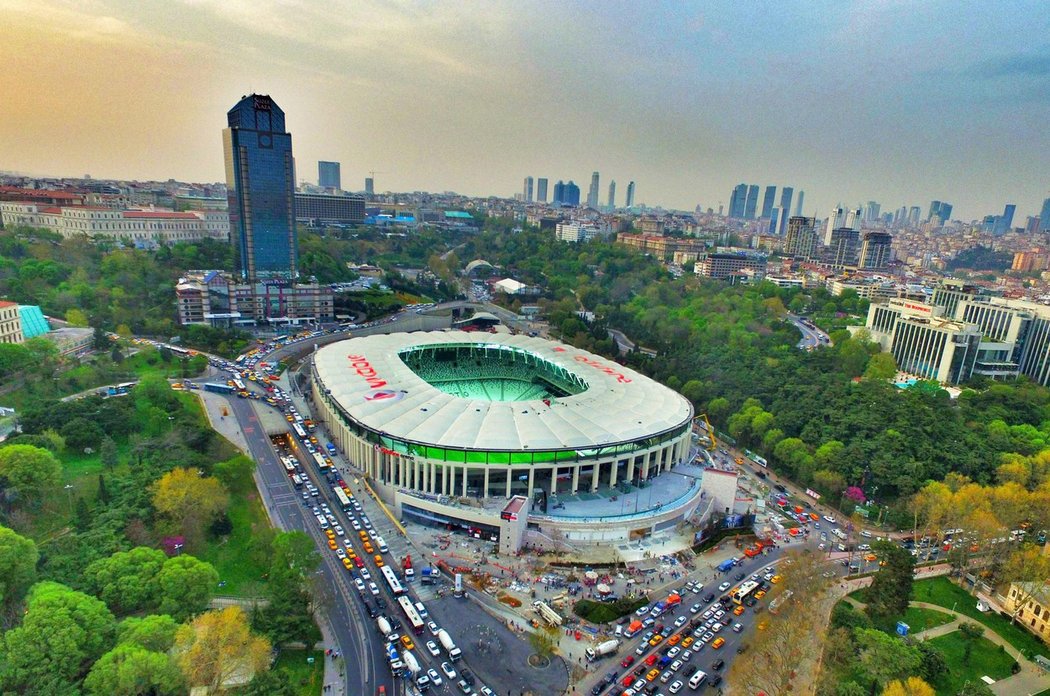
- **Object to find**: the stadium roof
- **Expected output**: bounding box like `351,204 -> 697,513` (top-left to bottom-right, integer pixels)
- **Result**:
313,331 -> 692,451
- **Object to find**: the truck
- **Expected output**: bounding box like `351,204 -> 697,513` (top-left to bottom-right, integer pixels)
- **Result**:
420,566 -> 435,585
376,616 -> 393,637
717,558 -> 737,573
437,629 -> 463,661
650,593 -> 682,617
532,600 -> 564,627
585,639 -> 621,661
623,619 -> 643,639
403,650 -> 428,691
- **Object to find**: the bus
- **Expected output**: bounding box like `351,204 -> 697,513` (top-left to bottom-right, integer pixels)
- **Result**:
397,595 -> 424,635
744,449 -> 768,468
233,378 -> 247,392
291,474 -> 304,489
731,580 -> 760,605
282,457 -> 296,473
292,422 -> 308,440
333,486 -> 352,512
203,382 -> 236,394
381,566 -> 405,597
312,451 -> 330,472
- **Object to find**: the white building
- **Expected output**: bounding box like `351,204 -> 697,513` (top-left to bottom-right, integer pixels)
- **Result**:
0,202 -> 229,244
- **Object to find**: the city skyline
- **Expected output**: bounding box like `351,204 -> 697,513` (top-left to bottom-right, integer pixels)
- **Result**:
3,1 -> 1050,220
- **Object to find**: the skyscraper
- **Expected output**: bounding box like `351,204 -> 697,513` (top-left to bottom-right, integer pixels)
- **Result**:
928,200 -> 953,223
744,184 -> 759,219
537,178 -> 548,203
864,201 -> 881,221
845,208 -> 861,230
553,180 -> 564,205
564,181 -> 581,207
824,206 -> 846,245
364,177 -> 374,198
223,93 -> 297,281
523,176 -> 534,202
859,231 -> 893,269
761,185 -> 777,219
318,161 -> 341,189
794,190 -> 804,217
607,180 -> 616,209
1040,197 -> 1050,233
908,206 -> 921,225
994,204 -> 1016,235
784,217 -> 818,259
780,187 -> 794,218
625,181 -> 635,208
729,184 -> 748,218
587,171 -> 600,208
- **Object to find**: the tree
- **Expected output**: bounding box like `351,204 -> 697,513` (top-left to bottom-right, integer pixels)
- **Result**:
60,416 -> 106,451
957,622 -> 984,662
117,614 -> 179,652
865,352 -> 898,380
99,436 -> 118,470
83,644 -> 184,696
0,581 -> 117,693
865,540 -> 915,629
173,606 -> 272,691
955,680 -> 995,696
0,525 -> 37,608
155,554 -> 220,621
1002,544 -> 1050,624
855,628 -> 922,688
882,676 -> 936,696
240,668 -> 298,696
214,454 -> 256,493
915,641 -> 947,684
0,444 -> 62,505
151,467 -> 228,546
83,546 -> 167,615
528,625 -> 559,660
257,531 -> 319,644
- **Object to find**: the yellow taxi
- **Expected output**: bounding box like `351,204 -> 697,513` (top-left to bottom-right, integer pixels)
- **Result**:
771,575 -> 782,584
667,633 -> 682,646
733,605 -> 746,616
711,637 -> 725,649
648,634 -> 663,647
400,635 -> 414,650
755,590 -> 766,599
341,557 -> 353,570
325,529 -> 335,539
864,553 -> 877,562
363,542 -> 374,554
374,554 -> 385,567
327,539 -> 338,550
757,620 -> 769,631
646,669 -> 660,682
681,636 -> 694,648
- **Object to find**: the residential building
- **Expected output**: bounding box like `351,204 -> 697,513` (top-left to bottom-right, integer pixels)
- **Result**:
537,178 -> 548,203
1012,251 -> 1050,272
294,193 -> 366,226
617,234 -> 706,261
0,301 -> 24,344
1003,582 -> 1050,644
318,161 -> 341,190
783,216 -> 819,259
223,93 -> 297,281
825,227 -> 861,267
175,270 -> 334,327
859,231 -> 893,269
523,176 -> 534,203
555,221 -> 603,243
625,181 -> 635,208
694,252 -> 767,280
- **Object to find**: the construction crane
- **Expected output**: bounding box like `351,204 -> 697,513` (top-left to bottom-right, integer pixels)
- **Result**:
694,413 -> 717,451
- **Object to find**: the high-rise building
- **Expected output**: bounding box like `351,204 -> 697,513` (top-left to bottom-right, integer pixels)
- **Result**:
761,185 -> 777,219
794,190 -> 804,217
607,180 -> 616,209
784,216 -> 818,259
729,184 -> 748,218
909,206 -> 921,225
587,171 -> 600,208
771,206 -> 790,235
523,176 -> 534,203
928,200 -> 953,223
625,181 -> 635,208
780,187 -> 794,218
537,178 -> 548,203
859,231 -> 893,269
864,201 -> 881,221
826,227 -> 861,267
554,180 -> 580,207
824,207 -> 846,245
1040,197 -> 1050,233
845,208 -> 861,230
223,93 -> 297,281
994,204 -> 1016,235
318,161 -> 341,189
364,177 -> 374,198
744,185 -> 759,219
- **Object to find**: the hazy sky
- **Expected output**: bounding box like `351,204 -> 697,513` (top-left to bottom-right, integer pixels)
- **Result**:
3,0 -> 1049,220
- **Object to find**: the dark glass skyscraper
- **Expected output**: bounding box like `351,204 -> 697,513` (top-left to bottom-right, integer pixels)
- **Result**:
729,183 -> 747,218
1041,197 -> 1050,233
318,160 -> 341,189
761,185 -> 777,219
744,184 -> 759,219
780,187 -> 794,217
223,94 -> 297,281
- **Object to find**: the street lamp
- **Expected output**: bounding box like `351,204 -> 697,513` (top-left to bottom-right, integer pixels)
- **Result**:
64,483 -> 74,515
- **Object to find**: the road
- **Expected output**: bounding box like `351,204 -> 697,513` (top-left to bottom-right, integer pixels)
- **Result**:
785,312 -> 829,351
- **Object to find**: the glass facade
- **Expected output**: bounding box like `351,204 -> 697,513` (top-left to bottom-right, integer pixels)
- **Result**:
223,94 -> 297,281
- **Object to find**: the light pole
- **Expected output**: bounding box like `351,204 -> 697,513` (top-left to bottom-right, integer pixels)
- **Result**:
64,483 -> 74,515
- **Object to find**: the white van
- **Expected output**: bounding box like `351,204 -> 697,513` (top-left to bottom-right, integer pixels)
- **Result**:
377,538 -> 389,553
689,670 -> 707,689
615,623 -> 624,637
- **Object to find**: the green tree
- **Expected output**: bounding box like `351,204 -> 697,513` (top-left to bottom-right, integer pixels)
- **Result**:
117,614 -> 179,652
83,546 -> 167,615
0,444 -> 62,505
83,644 -> 184,696
60,416 -> 106,451
865,352 -> 898,380
258,531 -> 319,644
155,555 -> 220,622
855,628 -> 922,688
214,454 -> 256,493
0,581 -> 117,693
99,436 -> 119,470
241,668 -> 298,696
957,622 -> 984,662
915,641 -> 947,684
954,680 -> 995,696
0,525 -> 38,607
865,540 -> 915,629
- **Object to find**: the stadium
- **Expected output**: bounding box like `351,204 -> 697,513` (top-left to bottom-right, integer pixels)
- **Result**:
310,331 -> 703,553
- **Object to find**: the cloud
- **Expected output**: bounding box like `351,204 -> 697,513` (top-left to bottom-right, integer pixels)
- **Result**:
972,49 -> 1050,79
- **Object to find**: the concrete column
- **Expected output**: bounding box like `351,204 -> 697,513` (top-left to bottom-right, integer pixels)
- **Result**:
591,462 -> 600,492
461,465 -> 468,498
505,468 -> 512,498
571,465 -> 580,494
550,466 -> 557,495
483,467 -> 490,500
609,459 -> 618,487
527,468 -> 535,497
641,450 -> 651,480
627,456 -> 636,484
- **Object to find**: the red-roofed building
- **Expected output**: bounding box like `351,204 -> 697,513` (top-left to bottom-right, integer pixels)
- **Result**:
0,202 -> 228,244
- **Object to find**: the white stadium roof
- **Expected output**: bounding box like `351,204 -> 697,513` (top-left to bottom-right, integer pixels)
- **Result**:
313,331 -> 692,451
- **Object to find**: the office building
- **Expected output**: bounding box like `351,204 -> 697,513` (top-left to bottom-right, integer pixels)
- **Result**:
780,187 -> 794,219
864,300 -> 981,384
761,185 -> 777,219
825,227 -> 861,267
223,93 -> 297,281
695,252 -> 767,280
607,180 -> 616,209
523,176 -> 534,203
744,185 -> 759,219
175,270 -> 333,327
537,178 -> 548,203
0,301 -> 24,345
768,208 -> 780,236
294,193 -> 366,226
587,171 -> 600,208
1040,197 -> 1050,233
864,201 -> 881,222
927,200 -> 953,223
859,231 -> 893,269
783,217 -> 818,259
553,180 -> 580,207
994,204 -> 1016,235
625,181 -> 635,208
824,207 -> 846,245
318,161 -> 341,190
794,190 -> 804,217
908,207 -> 921,226
364,177 -> 374,198
729,184 -> 748,219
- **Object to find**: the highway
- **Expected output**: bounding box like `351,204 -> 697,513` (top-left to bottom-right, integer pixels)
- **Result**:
785,312 -> 830,351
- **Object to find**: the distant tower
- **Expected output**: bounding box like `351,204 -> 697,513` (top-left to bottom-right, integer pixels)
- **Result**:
729,184 -> 747,218
318,161 -> 341,189
794,190 -> 805,217
565,181 -> 581,206
824,206 -> 846,245
761,185 -> 777,219
625,181 -> 635,208
608,180 -> 616,209
523,176 -> 534,203
537,178 -> 548,203
364,177 -> 375,198
223,93 -> 297,281
995,204 -> 1016,235
744,185 -> 759,219
780,187 -> 794,219
587,171 -> 600,208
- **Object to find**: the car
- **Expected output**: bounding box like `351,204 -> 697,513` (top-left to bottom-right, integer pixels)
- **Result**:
645,654 -> 659,667
770,575 -> 782,584
709,674 -> 723,686
621,656 -> 635,668
427,668 -> 442,686
668,633 -> 682,646
426,640 -> 440,656
360,568 -> 371,580
702,632 -> 714,643
646,668 -> 660,682
428,621 -> 440,635
711,637 -> 725,649
642,617 -> 656,628
718,582 -> 731,592
640,631 -> 654,643
757,619 -> 769,630
733,605 -> 745,616
667,647 -> 681,659
681,636 -> 694,648
711,623 -> 723,633
669,680 -> 684,694
823,515 -> 835,523
714,609 -> 726,620
860,530 -> 873,538
711,657 -> 725,671
456,679 -> 472,694
689,603 -> 702,615
703,592 -> 716,604
441,661 -> 457,680
354,578 -> 365,591
654,623 -> 665,634
670,659 -> 683,673
368,582 -> 380,596
636,605 -> 651,616
734,571 -> 746,581
648,634 -> 664,647
736,642 -> 749,654
622,675 -> 636,687
732,622 -> 743,632
755,590 -> 766,599
660,670 -> 673,683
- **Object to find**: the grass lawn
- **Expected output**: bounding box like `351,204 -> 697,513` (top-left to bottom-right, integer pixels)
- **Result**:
927,631 -> 1016,695
902,606 -> 954,633
196,488 -> 271,596
272,649 -> 325,695
575,595 -> 649,624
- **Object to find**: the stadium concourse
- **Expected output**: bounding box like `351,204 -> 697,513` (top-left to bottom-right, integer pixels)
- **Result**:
308,331 -> 707,559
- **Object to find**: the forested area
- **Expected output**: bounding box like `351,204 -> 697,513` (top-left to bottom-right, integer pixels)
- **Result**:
0,377 -> 319,694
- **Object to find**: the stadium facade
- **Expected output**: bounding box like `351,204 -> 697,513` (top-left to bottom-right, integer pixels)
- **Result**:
310,332 -> 698,552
